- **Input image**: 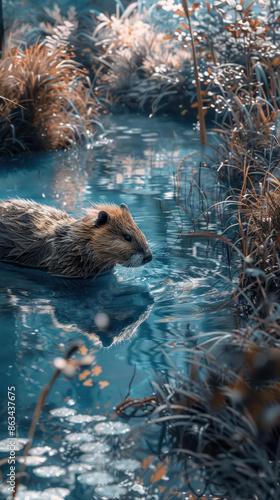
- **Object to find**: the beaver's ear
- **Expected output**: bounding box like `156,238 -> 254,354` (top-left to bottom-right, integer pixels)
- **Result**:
120,203 -> 129,212
95,211 -> 110,228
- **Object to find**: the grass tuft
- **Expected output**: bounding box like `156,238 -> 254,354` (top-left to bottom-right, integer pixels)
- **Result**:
0,43 -> 98,154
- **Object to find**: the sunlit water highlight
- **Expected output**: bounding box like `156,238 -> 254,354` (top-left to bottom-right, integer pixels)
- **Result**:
0,115 -> 237,499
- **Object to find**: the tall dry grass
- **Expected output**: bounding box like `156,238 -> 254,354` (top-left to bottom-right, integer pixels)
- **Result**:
0,43 -> 97,154
171,0 -> 280,307
117,326 -> 280,499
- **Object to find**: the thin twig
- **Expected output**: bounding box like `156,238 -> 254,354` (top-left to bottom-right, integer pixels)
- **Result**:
13,341 -> 82,498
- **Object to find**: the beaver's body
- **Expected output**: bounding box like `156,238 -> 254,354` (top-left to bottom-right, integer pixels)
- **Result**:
0,199 -> 152,278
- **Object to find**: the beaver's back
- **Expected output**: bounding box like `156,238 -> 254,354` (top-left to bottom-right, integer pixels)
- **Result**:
0,199 -> 75,267
0,199 -> 73,229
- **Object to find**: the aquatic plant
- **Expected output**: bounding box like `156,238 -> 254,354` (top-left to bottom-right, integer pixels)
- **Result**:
117,331 -> 280,499
200,3 -> 280,307
234,188 -> 280,310
123,6 -> 280,492
181,0 -> 206,144
0,43 -> 97,154
170,0 -> 280,310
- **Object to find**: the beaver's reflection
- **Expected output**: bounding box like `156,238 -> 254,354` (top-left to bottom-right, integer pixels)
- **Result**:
1,265 -> 154,348
52,277 -> 154,348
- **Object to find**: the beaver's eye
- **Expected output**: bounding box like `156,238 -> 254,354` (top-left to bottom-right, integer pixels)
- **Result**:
124,235 -> 132,242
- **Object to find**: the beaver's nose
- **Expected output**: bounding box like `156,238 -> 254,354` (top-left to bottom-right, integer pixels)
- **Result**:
143,251 -> 153,264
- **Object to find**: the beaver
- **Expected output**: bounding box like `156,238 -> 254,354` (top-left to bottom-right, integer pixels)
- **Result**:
0,199 -> 152,278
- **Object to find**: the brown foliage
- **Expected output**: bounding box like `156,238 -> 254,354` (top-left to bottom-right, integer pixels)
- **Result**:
242,191 -> 280,247
0,43 -> 97,153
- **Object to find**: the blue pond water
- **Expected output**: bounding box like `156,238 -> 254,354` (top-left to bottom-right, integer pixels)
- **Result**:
0,115 -> 237,499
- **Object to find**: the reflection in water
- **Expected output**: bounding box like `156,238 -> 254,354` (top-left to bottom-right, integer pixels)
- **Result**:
0,115 -> 239,498
0,265 -> 154,349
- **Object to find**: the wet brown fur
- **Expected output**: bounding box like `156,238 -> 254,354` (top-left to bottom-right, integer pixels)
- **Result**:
0,199 -> 151,278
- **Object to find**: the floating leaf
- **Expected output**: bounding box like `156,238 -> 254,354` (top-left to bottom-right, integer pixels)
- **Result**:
77,471 -> 114,486
83,379 -> 93,387
92,365 -> 102,376
79,370 -> 91,381
33,466 -> 66,478
50,407 -> 77,418
99,381 -> 109,389
79,346 -> 88,356
94,421 -> 131,435
174,9 -> 186,16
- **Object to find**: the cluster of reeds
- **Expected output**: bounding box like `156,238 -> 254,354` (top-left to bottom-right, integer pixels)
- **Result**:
117,322 -> 280,499
152,339 -> 280,499
203,1 -> 280,303
0,1 -> 197,151
165,4 -> 280,493
0,43 -> 97,154
170,0 -> 280,303
114,2 -> 280,498
78,3 -> 194,114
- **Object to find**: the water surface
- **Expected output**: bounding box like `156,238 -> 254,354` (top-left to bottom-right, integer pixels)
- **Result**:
0,115 -> 237,499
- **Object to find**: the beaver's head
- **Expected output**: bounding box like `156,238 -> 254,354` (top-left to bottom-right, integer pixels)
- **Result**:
80,203 -> 152,268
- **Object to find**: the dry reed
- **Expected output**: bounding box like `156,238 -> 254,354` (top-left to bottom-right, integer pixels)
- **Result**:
0,43 -> 97,154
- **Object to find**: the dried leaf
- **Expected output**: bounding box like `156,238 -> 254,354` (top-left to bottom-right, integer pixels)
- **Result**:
99,381 -> 109,389
79,346 -> 88,356
142,456 -> 154,470
174,9 -> 186,16
92,365 -> 102,377
79,370 -> 91,381
151,462 -> 168,483
83,379 -> 93,387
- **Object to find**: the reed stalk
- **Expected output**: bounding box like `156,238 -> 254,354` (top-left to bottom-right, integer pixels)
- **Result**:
182,0 -> 207,145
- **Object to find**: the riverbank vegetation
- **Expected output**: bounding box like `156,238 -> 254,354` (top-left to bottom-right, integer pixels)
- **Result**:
2,0 -> 280,498
117,326 -> 280,499
0,43 -> 97,154
115,1 -> 280,498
